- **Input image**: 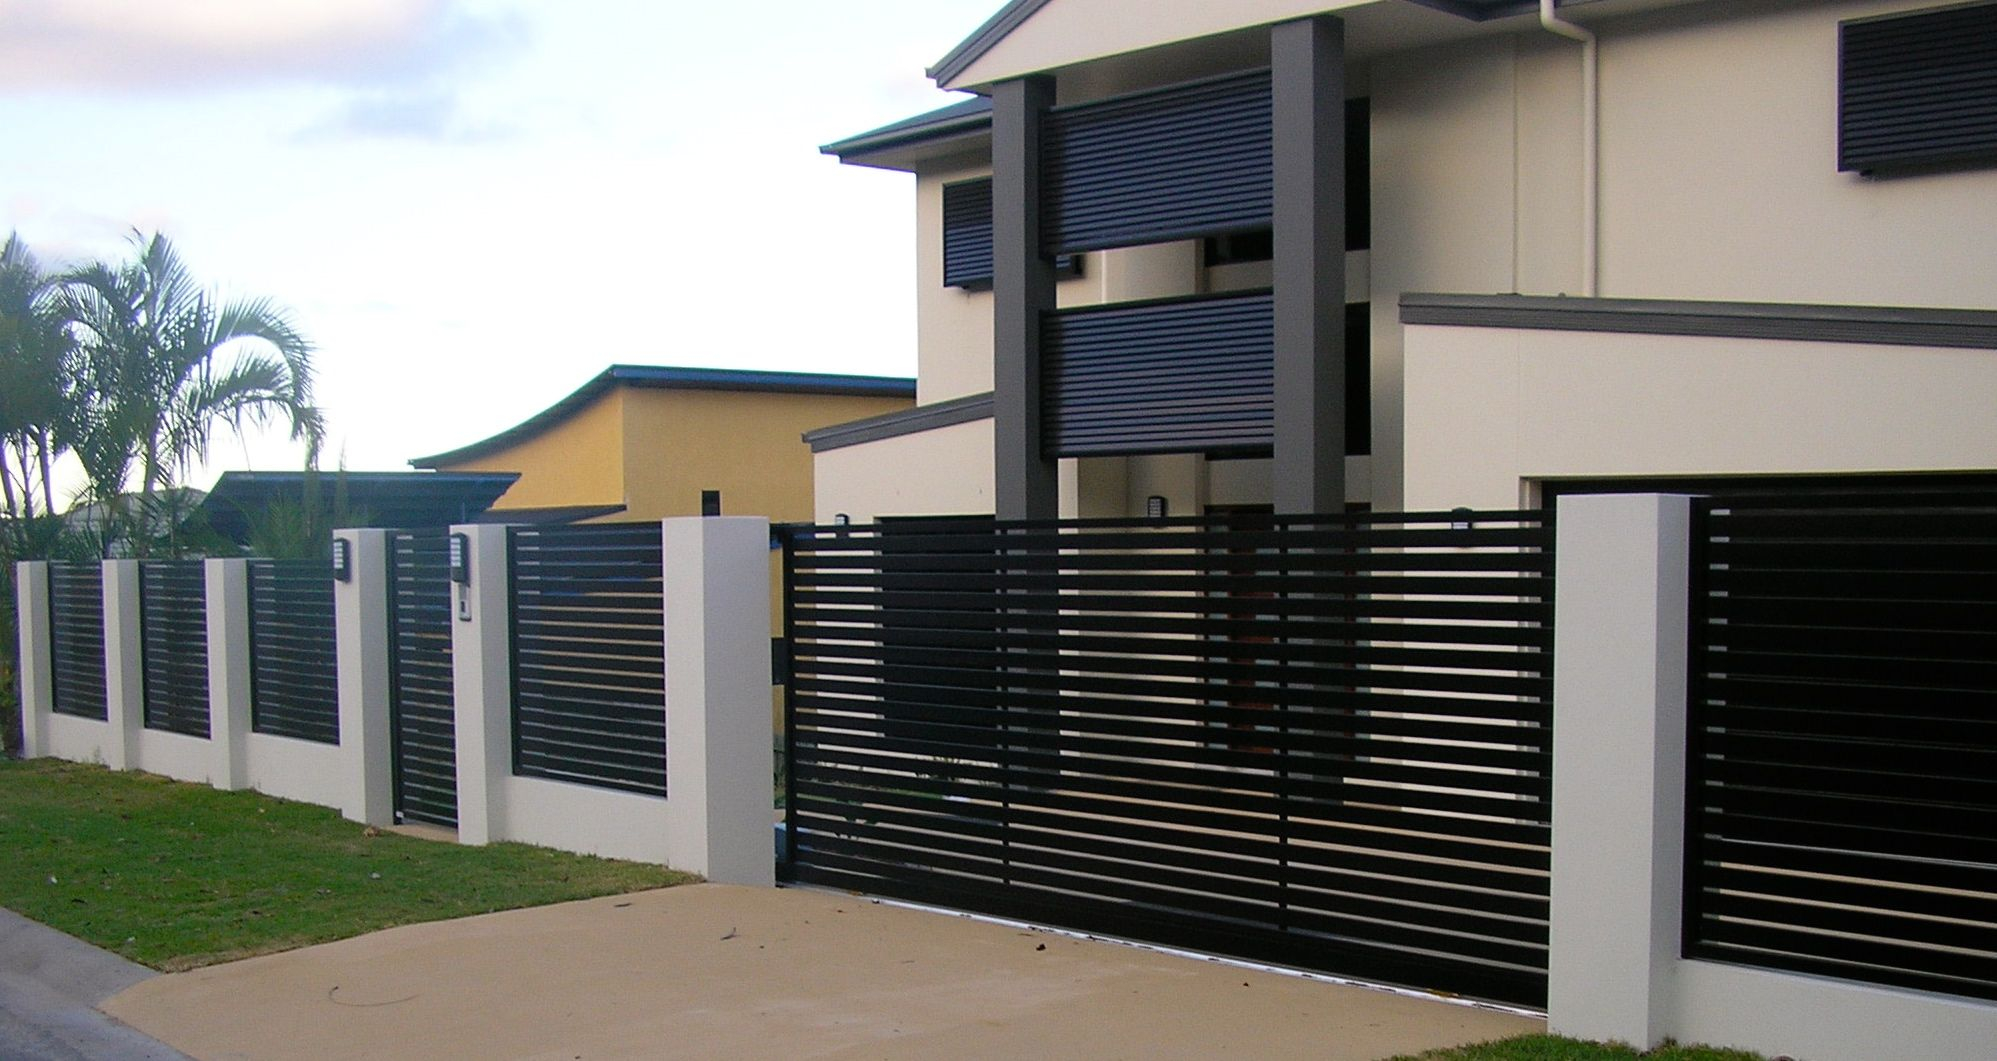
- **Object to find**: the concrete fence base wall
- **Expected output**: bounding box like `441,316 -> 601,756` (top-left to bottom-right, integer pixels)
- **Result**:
1548,494 -> 1997,1061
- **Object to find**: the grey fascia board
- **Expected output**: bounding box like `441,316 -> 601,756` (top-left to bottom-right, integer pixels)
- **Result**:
929,0 -> 1056,87
1399,293 -> 1997,350
804,392 -> 995,453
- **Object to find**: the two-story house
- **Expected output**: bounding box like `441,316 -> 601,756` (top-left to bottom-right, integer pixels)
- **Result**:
809,0 -> 1997,523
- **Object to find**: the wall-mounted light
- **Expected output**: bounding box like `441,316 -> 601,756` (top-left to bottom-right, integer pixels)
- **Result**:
1450,507 -> 1475,531
833,513 -> 851,526
1146,495 -> 1169,519
330,538 -> 351,582
702,489 -> 722,517
449,532 -> 471,585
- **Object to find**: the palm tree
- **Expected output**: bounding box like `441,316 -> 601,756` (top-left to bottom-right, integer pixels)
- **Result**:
60,232 -> 324,528
0,232 -> 74,528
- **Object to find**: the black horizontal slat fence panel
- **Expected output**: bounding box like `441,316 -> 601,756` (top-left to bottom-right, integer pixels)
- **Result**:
1044,291 -> 1274,457
1839,4 -> 1997,172
509,524 -> 666,797
249,559 -> 339,744
48,563 -> 107,720
782,510 -> 1555,1007
1687,491 -> 1997,1002
1044,70 -> 1272,254
141,561 -> 208,737
391,531 -> 457,827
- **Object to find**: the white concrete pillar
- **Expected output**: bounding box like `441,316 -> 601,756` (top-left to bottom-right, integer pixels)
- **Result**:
100,560 -> 144,772
450,525 -> 512,846
1547,493 -> 1692,1048
205,559 -> 253,789
663,516 -> 776,886
15,561 -> 52,758
335,530 -> 395,825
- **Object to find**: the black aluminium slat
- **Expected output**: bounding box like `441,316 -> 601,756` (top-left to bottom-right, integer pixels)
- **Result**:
48,563 -> 108,720
1687,492 -> 1997,1003
248,559 -> 338,745
141,561 -> 209,738
509,524 -> 667,798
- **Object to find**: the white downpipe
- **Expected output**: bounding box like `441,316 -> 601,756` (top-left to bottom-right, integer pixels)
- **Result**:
1540,0 -> 1598,297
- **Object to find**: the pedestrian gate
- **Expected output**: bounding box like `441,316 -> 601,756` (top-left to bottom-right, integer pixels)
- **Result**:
389,531 -> 458,827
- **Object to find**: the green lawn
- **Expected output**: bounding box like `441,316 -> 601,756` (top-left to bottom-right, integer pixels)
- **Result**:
0,758 -> 692,970
1390,1035 -> 1768,1061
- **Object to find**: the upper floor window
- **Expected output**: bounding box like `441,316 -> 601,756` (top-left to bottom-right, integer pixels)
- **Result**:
1840,2 -> 1997,173
941,178 -> 1081,288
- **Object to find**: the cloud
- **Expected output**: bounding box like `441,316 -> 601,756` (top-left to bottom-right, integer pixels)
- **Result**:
296,87 -> 518,145
0,0 -> 528,92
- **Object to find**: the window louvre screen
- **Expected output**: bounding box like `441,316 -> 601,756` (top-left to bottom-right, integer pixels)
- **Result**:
1840,3 -> 1997,172
942,178 -> 1079,289
1044,71 -> 1273,254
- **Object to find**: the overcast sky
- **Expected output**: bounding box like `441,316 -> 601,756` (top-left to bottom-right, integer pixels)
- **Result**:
2,0 -> 1001,500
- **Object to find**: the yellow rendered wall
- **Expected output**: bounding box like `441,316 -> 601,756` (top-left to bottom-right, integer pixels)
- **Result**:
615,388 -> 912,523
434,388 -> 627,511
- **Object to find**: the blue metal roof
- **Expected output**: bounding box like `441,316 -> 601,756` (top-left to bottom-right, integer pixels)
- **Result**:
411,365 -> 916,467
820,97 -> 994,161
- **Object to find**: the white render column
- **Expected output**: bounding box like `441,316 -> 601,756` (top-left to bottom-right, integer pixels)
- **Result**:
663,516 -> 776,886
15,561 -> 52,758
101,559 -> 144,772
1547,493 -> 1692,1048
334,529 -> 395,825
450,524 -> 512,846
205,559 -> 253,789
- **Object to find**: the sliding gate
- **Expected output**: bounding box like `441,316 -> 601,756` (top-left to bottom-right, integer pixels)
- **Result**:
781,510 -> 1555,1007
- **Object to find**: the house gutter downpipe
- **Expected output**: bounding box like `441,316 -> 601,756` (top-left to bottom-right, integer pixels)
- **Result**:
1540,0 -> 1598,297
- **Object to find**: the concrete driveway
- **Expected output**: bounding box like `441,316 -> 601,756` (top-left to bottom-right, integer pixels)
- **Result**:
103,883 -> 1541,1060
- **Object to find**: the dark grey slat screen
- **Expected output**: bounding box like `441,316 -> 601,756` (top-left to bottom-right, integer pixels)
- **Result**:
48,563 -> 107,720
509,524 -> 667,797
141,561 -> 209,738
1044,290 -> 1274,457
1840,3 -> 1997,172
1044,70 -> 1272,254
249,559 -> 340,744
942,178 -> 1078,288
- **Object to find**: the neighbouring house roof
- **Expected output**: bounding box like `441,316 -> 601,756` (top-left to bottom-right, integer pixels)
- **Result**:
198,470 -> 520,542
472,503 -> 629,525
411,365 -> 916,468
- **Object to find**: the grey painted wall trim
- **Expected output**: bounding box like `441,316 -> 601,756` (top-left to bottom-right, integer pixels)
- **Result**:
803,392 -> 994,453
1399,294 -> 1997,350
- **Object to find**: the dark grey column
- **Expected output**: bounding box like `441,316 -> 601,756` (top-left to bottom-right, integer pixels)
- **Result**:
992,75 -> 1059,520
1272,16 -> 1347,515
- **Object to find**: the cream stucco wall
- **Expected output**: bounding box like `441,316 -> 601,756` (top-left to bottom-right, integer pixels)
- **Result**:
1595,0 -> 1997,309
859,0 -> 1997,522
1402,323 -> 1997,512
813,418 -> 995,524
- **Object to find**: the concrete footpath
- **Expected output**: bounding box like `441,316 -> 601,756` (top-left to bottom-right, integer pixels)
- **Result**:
0,908 -> 192,1060
103,883 -> 1539,1060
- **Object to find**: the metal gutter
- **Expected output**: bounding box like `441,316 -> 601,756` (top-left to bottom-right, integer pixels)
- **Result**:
1400,293 -> 1997,350
803,391 -> 995,453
